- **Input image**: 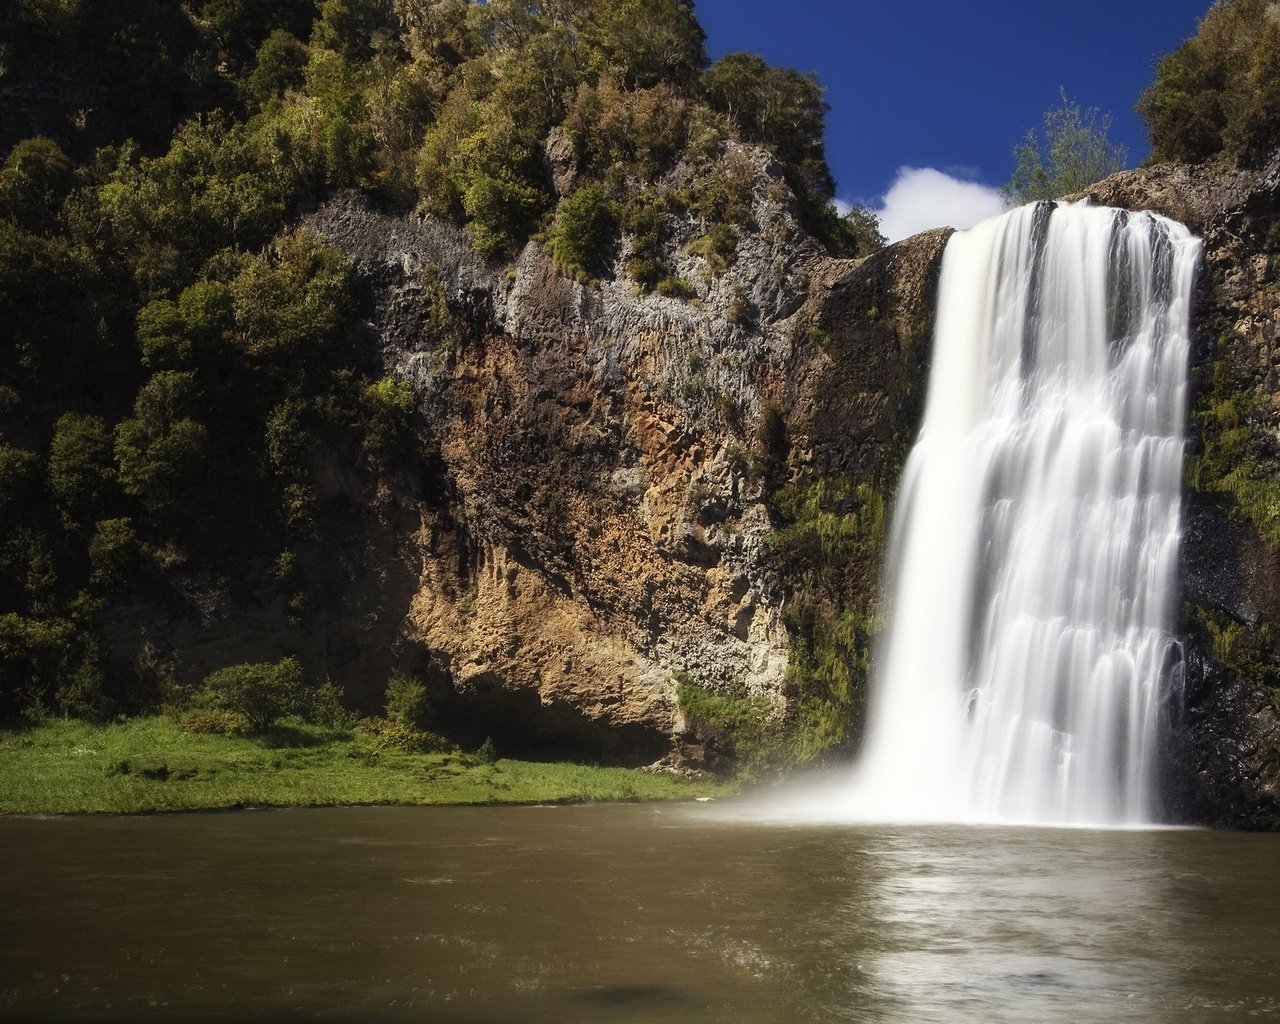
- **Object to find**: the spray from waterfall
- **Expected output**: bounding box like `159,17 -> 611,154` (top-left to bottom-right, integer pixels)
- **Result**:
838,200 -> 1200,826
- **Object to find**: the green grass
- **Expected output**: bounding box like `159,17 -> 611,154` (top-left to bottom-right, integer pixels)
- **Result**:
0,717 -> 732,814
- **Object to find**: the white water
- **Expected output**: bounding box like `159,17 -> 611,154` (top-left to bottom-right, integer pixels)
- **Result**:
838,201 -> 1200,827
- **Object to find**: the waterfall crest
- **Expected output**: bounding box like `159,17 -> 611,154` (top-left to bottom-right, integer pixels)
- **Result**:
847,201 -> 1200,826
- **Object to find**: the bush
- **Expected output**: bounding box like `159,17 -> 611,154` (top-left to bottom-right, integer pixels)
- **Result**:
200,657 -> 303,732
687,222 -> 738,275
462,171 -> 547,258
655,276 -> 696,300
675,672 -> 778,774
620,189 -> 677,290
0,136 -> 74,233
564,79 -> 689,181
384,670 -> 430,727
361,376 -> 415,456
544,184 -> 618,280
304,678 -> 356,729
357,715 -> 453,753
181,707 -> 245,734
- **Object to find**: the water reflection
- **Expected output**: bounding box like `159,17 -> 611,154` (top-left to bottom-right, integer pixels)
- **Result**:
1,805 -> 1279,1022
850,827 -> 1175,1022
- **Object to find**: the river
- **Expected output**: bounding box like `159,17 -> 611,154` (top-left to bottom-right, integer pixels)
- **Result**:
2,803 -> 1278,1022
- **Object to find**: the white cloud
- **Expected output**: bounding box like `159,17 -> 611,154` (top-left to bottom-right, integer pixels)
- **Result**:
832,197 -> 853,217
874,167 -> 1009,244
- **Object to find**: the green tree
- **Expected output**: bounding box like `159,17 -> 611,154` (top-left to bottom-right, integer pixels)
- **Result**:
231,230 -> 351,364
0,613 -> 74,721
0,137 -> 75,233
830,203 -> 885,258
544,184 -> 618,280
361,376 -> 415,457
244,28 -> 309,105
583,0 -> 707,90
384,669 -> 429,727
48,413 -> 115,529
201,656 -> 303,732
114,371 -> 209,513
1003,91 -> 1127,203
311,0 -> 395,61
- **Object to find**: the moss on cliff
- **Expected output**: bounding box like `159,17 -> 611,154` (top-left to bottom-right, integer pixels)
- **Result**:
1186,351 -> 1280,548
768,476 -> 891,764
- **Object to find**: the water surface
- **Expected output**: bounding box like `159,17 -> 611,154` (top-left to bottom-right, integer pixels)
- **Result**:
2,804 -> 1277,1022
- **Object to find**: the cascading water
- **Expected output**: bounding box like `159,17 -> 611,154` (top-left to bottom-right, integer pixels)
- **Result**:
845,200 -> 1200,827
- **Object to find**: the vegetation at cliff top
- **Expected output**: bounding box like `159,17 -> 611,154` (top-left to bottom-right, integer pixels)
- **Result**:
1138,0 -> 1280,167
0,716 -> 729,814
1003,90 -> 1128,202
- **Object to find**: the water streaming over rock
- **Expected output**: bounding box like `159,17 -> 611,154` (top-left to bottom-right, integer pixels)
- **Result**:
847,201 -> 1200,826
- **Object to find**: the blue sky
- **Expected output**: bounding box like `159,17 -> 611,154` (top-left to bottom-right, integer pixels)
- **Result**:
694,0 -> 1212,239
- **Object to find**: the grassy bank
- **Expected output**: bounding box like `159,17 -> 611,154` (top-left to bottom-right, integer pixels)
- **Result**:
0,717 -> 731,814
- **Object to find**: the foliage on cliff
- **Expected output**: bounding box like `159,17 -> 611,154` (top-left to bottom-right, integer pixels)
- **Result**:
1138,0 -> 1280,167
0,0 -> 876,730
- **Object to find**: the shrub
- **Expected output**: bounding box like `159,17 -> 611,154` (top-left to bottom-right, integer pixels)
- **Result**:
564,79 -> 689,181
361,376 -> 415,456
690,152 -> 757,229
675,672 -> 778,774
620,190 -> 676,290
357,715 -> 453,753
655,276 -> 696,300
476,736 -> 497,763
200,657 -> 303,732
304,679 -> 356,729
687,223 -> 738,275
544,184 -> 618,280
384,670 -> 430,727
463,171 -> 547,258
181,707 -> 245,734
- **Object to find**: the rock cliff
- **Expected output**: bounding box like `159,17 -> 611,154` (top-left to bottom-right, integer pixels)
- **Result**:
299,144 -> 945,767
292,137 -> 1280,829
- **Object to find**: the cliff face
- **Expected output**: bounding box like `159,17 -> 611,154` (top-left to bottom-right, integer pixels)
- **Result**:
293,146 -> 1280,825
1078,155 -> 1280,827
298,146 -> 945,766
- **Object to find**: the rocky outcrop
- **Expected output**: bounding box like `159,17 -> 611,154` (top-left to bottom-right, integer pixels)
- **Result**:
301,145 -> 946,766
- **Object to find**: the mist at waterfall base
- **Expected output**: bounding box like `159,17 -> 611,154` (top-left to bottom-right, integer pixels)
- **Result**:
753,201 -> 1201,828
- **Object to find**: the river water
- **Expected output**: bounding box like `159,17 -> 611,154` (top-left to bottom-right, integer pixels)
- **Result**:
2,803 -> 1278,1023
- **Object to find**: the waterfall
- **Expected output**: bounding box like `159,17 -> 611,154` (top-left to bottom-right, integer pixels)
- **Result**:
847,201 -> 1200,827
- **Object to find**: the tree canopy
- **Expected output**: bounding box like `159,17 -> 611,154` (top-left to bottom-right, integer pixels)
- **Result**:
1137,0 -> 1280,167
